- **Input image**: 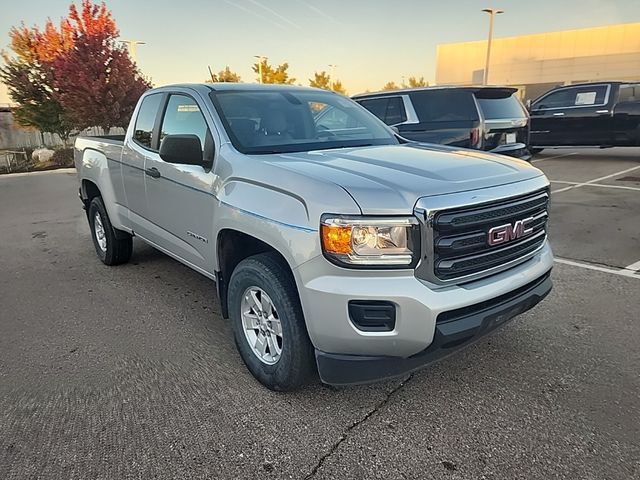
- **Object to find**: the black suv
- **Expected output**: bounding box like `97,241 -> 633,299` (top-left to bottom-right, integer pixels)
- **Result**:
353,86 -> 531,160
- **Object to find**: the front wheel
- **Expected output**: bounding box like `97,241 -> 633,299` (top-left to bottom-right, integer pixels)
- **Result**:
88,197 -> 133,266
228,252 -> 316,391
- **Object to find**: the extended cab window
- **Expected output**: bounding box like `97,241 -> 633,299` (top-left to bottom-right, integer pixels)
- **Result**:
133,93 -> 162,150
160,95 -> 211,152
358,97 -> 406,126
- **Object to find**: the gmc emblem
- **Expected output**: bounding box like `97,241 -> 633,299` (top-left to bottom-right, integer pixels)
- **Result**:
487,217 -> 534,246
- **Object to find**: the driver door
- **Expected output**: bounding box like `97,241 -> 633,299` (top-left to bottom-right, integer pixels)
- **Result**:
530,87 -> 576,146
143,93 -> 217,273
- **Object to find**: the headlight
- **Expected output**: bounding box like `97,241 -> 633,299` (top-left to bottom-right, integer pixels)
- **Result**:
320,215 -> 420,268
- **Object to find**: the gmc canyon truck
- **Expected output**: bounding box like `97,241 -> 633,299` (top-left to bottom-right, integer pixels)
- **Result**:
75,84 -> 553,391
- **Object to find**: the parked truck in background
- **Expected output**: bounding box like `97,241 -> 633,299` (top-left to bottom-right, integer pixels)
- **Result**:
75,83 -> 553,391
353,86 -> 531,160
530,81 -> 640,152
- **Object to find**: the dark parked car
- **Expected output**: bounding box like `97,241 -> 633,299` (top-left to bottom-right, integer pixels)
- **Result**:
529,82 -> 640,152
352,86 -> 531,160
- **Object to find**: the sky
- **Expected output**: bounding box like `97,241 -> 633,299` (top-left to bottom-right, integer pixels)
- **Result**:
1,0 -> 640,103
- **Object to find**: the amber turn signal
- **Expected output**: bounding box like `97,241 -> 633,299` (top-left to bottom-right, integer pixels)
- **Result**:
321,224 -> 353,255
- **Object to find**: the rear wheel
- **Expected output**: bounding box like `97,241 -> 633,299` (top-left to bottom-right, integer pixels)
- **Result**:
88,197 -> 132,266
228,252 -> 316,391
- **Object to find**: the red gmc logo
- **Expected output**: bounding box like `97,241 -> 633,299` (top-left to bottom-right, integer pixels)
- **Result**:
487,217 -> 534,246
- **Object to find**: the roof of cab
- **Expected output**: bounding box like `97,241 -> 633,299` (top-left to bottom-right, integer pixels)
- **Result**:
150,83 -> 327,94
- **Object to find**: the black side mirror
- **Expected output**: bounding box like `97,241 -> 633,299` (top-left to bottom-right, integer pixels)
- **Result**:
159,134 -> 203,166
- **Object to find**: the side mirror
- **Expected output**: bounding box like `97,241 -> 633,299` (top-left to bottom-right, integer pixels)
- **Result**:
159,134 -> 203,166
390,126 -> 400,134
525,99 -> 532,110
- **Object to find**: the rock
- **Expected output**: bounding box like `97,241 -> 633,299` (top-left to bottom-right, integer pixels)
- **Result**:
32,148 -> 55,163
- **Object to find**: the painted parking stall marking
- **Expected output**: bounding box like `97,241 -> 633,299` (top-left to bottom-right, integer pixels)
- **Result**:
555,257 -> 640,279
552,165 -> 640,194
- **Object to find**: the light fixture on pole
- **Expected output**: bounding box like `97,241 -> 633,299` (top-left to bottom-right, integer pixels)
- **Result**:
119,40 -> 146,63
481,8 -> 503,85
254,55 -> 268,84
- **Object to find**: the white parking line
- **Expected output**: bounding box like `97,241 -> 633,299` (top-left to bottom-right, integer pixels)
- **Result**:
531,152 -> 576,164
550,181 -> 640,192
555,257 -> 640,279
552,165 -> 640,194
624,259 -> 640,272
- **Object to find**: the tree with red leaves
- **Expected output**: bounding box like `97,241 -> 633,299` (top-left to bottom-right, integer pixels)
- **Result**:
1,1 -> 151,137
53,0 -> 152,133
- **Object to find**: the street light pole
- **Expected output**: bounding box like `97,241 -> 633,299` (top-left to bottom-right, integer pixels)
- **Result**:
254,55 -> 267,84
328,64 -> 337,90
481,8 -> 503,85
119,40 -> 146,63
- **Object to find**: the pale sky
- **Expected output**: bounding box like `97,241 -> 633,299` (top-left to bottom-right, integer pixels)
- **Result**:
1,0 -> 640,103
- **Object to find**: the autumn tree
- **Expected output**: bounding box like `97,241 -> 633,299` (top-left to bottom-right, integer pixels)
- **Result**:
0,20 -> 75,141
309,71 -> 347,95
1,0 -> 151,138
382,81 -> 399,91
206,66 -> 241,83
53,1 -> 151,133
252,59 -> 295,84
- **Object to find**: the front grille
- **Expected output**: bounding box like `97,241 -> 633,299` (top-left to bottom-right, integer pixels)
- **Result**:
431,189 -> 549,281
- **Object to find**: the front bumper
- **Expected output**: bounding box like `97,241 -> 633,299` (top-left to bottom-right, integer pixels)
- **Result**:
315,270 -> 552,385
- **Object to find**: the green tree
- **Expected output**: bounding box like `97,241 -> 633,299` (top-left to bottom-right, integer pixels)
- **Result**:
252,59 -> 295,84
382,81 -> 399,91
404,76 -> 428,88
207,66 -> 241,83
309,70 -> 347,95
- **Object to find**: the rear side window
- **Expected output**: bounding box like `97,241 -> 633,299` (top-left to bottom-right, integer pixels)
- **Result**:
358,97 -> 407,125
409,90 -> 477,122
159,94 -> 210,151
618,84 -> 640,103
477,95 -> 526,119
133,93 -> 162,149
572,85 -> 608,106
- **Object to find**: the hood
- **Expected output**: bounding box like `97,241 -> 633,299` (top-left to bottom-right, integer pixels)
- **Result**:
258,143 -> 544,214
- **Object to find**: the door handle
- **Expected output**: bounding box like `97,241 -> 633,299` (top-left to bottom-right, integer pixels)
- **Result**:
145,167 -> 161,179
552,112 -> 565,116
596,110 -> 609,114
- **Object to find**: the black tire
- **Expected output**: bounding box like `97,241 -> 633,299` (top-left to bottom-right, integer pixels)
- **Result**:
88,197 -> 133,266
530,148 -> 544,155
228,252 -> 316,391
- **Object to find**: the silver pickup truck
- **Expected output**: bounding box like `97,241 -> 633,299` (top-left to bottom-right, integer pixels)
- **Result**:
75,83 -> 553,391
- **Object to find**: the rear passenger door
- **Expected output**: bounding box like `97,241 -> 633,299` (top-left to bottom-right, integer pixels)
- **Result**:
403,90 -> 479,147
122,93 -> 164,232
143,92 -> 217,273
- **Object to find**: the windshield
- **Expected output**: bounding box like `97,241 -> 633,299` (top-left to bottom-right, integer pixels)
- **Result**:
210,89 -> 398,154
476,95 -> 527,120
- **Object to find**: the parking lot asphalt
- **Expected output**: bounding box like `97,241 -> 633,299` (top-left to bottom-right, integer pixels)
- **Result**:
1,150 -> 639,480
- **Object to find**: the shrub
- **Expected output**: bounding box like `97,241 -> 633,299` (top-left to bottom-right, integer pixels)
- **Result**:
51,147 -> 74,167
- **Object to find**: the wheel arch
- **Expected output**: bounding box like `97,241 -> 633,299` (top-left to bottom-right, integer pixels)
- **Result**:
216,229 -> 295,319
